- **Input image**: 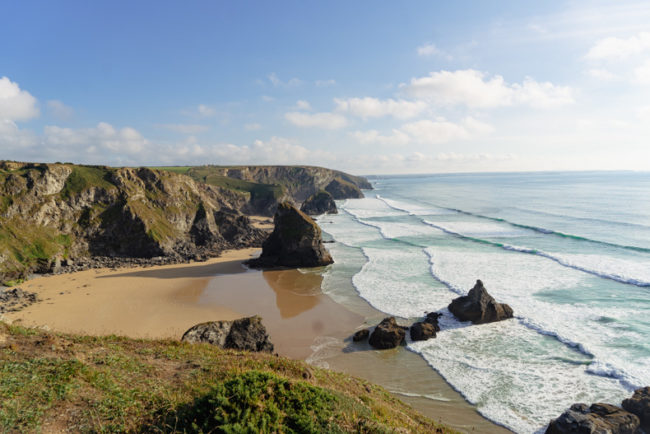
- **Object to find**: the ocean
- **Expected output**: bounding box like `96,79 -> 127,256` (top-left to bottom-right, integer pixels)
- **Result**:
316,171 -> 650,434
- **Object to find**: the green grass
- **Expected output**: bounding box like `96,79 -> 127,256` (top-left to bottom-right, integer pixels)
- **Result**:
148,166 -> 192,175
0,221 -> 71,284
0,323 -> 456,433
60,165 -> 116,199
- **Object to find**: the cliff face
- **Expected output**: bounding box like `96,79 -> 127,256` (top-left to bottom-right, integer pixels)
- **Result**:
0,162 -> 265,283
174,165 -> 371,214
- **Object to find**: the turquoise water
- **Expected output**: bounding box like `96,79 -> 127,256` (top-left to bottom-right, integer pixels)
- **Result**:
317,171 -> 650,434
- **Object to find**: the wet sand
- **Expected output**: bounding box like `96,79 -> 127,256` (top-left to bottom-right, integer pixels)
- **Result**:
2,249 -> 257,339
3,249 -> 509,433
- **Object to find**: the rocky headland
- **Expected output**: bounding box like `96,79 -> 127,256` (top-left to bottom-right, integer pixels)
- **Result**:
0,161 -> 368,284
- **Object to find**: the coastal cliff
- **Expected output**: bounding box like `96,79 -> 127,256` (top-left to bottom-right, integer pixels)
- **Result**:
0,161 -> 265,284
156,165 -> 371,215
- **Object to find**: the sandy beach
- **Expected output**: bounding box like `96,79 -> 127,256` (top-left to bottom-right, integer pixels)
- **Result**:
2,249 -> 509,433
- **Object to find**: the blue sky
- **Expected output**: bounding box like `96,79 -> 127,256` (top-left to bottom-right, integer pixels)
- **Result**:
2,0 -> 650,174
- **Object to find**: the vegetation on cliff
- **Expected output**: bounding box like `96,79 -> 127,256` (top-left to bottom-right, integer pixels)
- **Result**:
0,161 -> 264,284
0,322 -> 455,433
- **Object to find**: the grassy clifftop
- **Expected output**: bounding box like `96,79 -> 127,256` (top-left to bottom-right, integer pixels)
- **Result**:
0,323 -> 455,433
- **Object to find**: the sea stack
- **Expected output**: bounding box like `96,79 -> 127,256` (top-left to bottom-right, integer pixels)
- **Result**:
300,190 -> 338,215
247,202 -> 334,268
448,280 -> 514,324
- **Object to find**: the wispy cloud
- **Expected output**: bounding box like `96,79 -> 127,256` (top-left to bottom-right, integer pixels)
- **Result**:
285,111 -> 347,129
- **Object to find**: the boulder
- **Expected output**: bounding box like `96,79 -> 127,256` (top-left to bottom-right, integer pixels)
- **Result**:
448,280 -> 513,324
300,191 -> 338,215
622,387 -> 650,430
352,328 -> 370,342
324,178 -> 364,199
181,315 -> 273,353
410,322 -> 437,341
369,317 -> 406,349
546,403 -> 640,434
246,202 -> 333,268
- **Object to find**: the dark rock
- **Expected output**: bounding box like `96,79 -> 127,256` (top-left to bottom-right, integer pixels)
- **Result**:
622,386 -> 650,430
448,280 -> 513,324
325,178 -> 364,199
352,328 -> 370,342
410,322 -> 437,341
546,403 -> 640,434
246,202 -> 333,268
369,317 -> 406,349
181,315 -> 273,353
423,312 -> 442,330
0,287 -> 38,314
300,191 -> 338,215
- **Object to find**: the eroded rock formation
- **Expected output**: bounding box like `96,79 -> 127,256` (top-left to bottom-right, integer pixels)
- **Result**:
181,316 -> 274,353
622,386 -> 650,431
546,403 -> 640,434
448,280 -> 514,324
247,202 -> 333,268
300,191 -> 337,215
368,317 -> 406,349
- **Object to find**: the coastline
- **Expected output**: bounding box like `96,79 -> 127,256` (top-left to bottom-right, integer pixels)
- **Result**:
2,248 -> 509,433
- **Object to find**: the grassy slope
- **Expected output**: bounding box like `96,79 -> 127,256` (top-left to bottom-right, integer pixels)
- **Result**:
0,323 -> 456,433
155,166 -> 285,202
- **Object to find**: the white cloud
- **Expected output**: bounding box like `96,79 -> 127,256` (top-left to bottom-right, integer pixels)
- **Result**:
352,116 -> 493,146
197,104 -> 216,117
401,69 -> 574,109
351,129 -> 410,146
335,97 -> 427,119
244,123 -> 262,130
44,122 -> 148,154
585,31 -> 650,60
0,119 -> 37,148
285,111 -> 348,129
637,105 -> 650,121
0,76 -> 39,121
634,59 -> 650,84
295,100 -> 311,110
401,117 -> 493,144
158,123 -> 209,134
46,100 -> 74,120
268,73 -> 302,87
586,68 -> 618,80
261,95 -> 275,102
315,79 -> 336,87
417,43 -> 442,57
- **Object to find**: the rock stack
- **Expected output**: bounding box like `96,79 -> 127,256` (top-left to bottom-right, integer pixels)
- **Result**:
247,202 -> 333,268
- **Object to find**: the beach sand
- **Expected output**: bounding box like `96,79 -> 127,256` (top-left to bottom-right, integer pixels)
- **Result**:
3,249 -> 509,433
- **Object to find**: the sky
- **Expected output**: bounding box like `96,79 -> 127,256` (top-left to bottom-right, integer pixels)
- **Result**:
1,0 -> 650,175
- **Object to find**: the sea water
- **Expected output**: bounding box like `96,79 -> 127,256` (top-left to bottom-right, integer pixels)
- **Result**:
316,171 -> 650,434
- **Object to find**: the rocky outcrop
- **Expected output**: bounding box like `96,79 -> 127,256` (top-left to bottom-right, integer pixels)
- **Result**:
325,178 -> 364,200
300,191 -> 337,215
369,317 -> 406,349
181,316 -> 274,353
247,202 -> 333,268
448,280 -> 514,324
622,387 -> 650,430
0,162 -> 267,283
352,328 -> 370,342
0,287 -> 38,314
410,313 -> 442,342
546,403 -> 640,434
